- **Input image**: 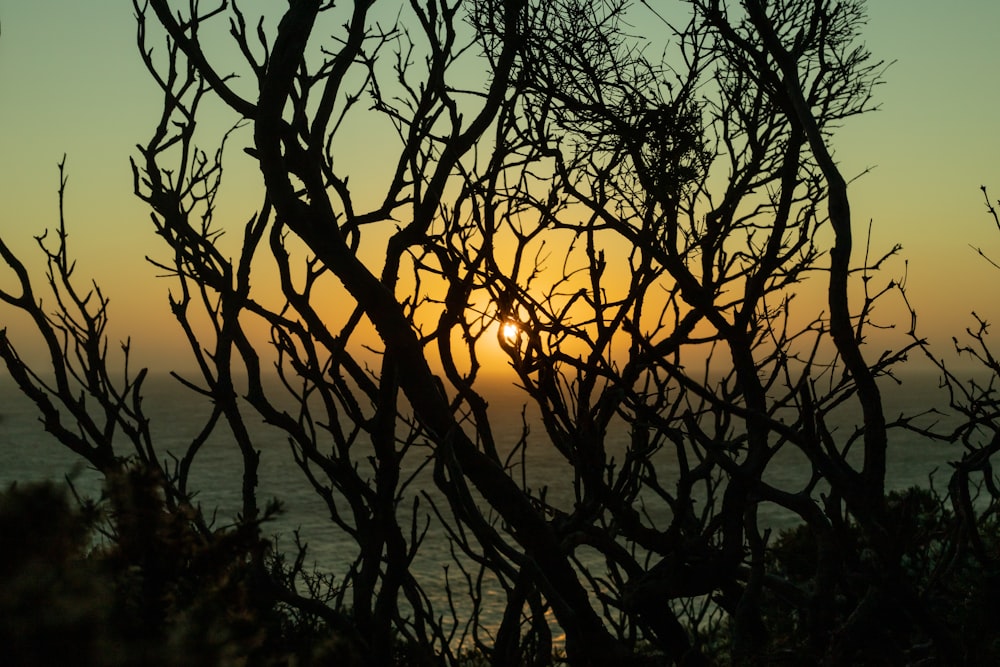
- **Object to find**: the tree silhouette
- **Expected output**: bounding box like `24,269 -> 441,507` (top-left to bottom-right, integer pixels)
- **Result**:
2,1 -> 996,665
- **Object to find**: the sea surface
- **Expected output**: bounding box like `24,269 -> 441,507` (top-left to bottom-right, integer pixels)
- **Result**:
0,369 -> 973,635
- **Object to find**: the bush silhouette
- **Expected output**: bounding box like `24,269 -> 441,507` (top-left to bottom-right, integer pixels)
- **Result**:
0,470 -> 362,666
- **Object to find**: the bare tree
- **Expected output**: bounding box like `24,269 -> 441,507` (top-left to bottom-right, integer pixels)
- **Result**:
886,184 -> 1000,664
467,0 -> 940,661
3,0 -> 979,665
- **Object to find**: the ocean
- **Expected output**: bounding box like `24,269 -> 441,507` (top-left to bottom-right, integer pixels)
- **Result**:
0,369 -> 969,637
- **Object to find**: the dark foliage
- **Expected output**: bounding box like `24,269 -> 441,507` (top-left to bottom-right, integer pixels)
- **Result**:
0,472 -> 360,667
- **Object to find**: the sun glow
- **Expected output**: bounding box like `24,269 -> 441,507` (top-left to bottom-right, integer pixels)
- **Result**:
501,321 -> 521,344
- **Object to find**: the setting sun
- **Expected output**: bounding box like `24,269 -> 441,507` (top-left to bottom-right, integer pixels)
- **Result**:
501,321 -> 520,344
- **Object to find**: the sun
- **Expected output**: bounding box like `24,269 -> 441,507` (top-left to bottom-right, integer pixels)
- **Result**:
501,321 -> 521,345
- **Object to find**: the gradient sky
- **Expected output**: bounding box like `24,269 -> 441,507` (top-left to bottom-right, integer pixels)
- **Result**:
1,1 -> 998,375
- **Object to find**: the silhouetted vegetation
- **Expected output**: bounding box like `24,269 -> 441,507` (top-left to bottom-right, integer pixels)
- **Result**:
0,471 -> 362,666
2,0 -> 1000,665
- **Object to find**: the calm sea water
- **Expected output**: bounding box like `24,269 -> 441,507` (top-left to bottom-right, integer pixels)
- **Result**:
0,370 -> 968,634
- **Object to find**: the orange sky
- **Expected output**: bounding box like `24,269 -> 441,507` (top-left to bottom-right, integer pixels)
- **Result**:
1,1 -> 998,378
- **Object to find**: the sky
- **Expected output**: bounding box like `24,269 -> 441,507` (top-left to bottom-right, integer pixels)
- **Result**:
0,1 -> 998,376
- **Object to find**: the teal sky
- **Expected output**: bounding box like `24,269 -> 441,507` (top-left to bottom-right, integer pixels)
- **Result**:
0,2 -> 998,373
